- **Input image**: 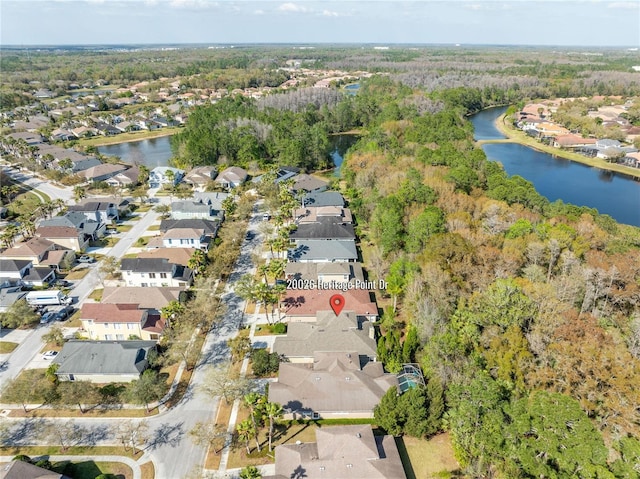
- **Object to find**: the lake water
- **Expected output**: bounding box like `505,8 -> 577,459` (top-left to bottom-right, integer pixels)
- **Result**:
471,108 -> 640,227
331,134 -> 359,177
98,136 -> 175,169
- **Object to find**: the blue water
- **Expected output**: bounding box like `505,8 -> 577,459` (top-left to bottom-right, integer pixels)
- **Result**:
98,136 -> 174,168
471,108 -> 640,227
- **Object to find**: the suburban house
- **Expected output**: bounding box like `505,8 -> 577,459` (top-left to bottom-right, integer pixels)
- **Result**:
291,173 -> 329,194
76,163 -> 128,183
289,221 -> 356,242
288,239 -> 358,263
302,191 -> 345,208
53,340 -> 157,383
158,219 -> 219,250
214,166 -> 248,189
269,351 -> 399,420
80,303 -> 167,341
282,288 -> 378,323
171,199 -> 223,221
101,286 -> 186,315
0,288 -> 27,313
183,166 -> 217,190
552,134 -> 597,149
35,225 -> 90,252
36,144 -> 102,173
273,311 -> 377,363
192,191 -> 229,215
120,257 -> 193,287
136,248 -> 195,268
266,425 -> 406,479
293,206 -> 353,225
0,259 -> 56,287
105,166 -> 141,187
0,236 -> 73,270
38,211 -> 105,248
67,199 -> 120,223
285,261 -> 365,284
148,166 -> 185,188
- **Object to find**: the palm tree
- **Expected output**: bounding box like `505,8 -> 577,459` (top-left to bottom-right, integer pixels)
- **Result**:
258,264 -> 270,284
187,249 -> 207,275
263,401 -> 283,452
243,392 -> 265,453
269,259 -> 286,283
73,185 -> 86,202
236,419 -> 256,455
1,224 -> 18,248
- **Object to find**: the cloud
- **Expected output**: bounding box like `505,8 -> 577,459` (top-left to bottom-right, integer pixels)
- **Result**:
253,9 -> 265,15
278,2 -> 309,13
322,9 -> 339,17
169,0 -> 215,9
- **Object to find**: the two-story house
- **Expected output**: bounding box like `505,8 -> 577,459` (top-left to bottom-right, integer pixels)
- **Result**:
0,237 -> 73,271
120,258 -> 193,287
80,303 -> 167,341
214,166 -> 248,189
67,199 -> 120,223
148,166 -> 185,188
0,259 -> 56,287
158,219 -> 219,251
183,166 -> 217,191
171,200 -> 222,221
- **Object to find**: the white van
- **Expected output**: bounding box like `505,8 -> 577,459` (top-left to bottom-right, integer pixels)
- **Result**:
26,290 -> 72,306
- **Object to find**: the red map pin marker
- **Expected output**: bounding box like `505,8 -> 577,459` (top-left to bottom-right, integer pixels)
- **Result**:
329,294 -> 345,316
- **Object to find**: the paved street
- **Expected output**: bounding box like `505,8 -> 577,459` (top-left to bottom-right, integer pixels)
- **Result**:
2,199 -> 263,479
0,165 -> 73,203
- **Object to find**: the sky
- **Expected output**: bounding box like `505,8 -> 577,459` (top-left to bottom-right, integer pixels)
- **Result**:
1,0 -> 639,47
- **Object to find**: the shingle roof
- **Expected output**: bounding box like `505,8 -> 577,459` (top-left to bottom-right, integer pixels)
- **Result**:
273,311 -> 377,360
285,262 -> 365,282
290,221 -> 355,240
81,303 -> 146,323
1,460 -> 69,479
35,226 -> 80,239
0,259 -> 32,272
120,257 -> 176,273
0,237 -> 55,258
159,218 -> 219,234
171,200 -> 212,214
101,286 -> 185,309
302,191 -> 345,207
274,425 -> 406,479
288,240 -> 358,262
53,340 -> 156,376
270,352 -> 398,416
291,174 -> 329,193
136,248 -> 196,267
282,288 -> 377,318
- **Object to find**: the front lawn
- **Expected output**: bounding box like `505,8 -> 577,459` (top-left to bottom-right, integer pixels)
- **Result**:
0,341 -> 18,353
65,268 -> 92,281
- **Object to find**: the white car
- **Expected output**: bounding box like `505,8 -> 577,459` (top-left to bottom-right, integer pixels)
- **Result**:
42,350 -> 58,360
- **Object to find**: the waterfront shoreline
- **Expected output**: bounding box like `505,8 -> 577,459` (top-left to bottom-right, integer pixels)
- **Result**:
482,113 -> 640,180
78,127 -> 180,148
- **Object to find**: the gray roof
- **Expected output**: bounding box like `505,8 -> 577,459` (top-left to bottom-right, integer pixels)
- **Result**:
0,259 -> 31,272
39,211 -> 94,229
269,352 -> 398,416
53,340 -> 156,376
274,425 -> 406,479
68,201 -> 115,213
171,200 -> 213,214
1,460 -> 69,479
120,257 -> 176,273
290,221 -> 355,240
273,311 -> 377,360
159,218 -> 220,234
291,174 -> 329,193
285,262 -> 365,282
288,240 -> 358,262
22,267 -> 55,282
302,191 -> 345,207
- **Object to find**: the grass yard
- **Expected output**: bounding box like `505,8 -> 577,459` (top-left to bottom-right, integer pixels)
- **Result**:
0,341 -> 18,353
65,268 -> 92,281
146,224 -> 160,231
7,191 -> 46,217
9,406 -> 159,418
78,127 -> 180,147
400,433 -> 461,479
88,288 -> 104,301
140,461 -> 155,479
51,460 -> 133,479
116,224 -> 133,233
0,445 -> 139,459
89,237 -> 119,248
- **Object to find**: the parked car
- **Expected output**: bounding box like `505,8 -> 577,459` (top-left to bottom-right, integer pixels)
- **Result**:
42,350 -> 58,360
40,311 -> 56,324
54,305 -> 74,321
77,255 -> 95,263
54,279 -> 74,289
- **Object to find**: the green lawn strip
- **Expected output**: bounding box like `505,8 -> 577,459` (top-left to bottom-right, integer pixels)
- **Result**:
65,269 -> 91,281
146,224 -> 160,231
140,461 -> 155,479
1,445 -> 140,458
116,224 -> 133,233
7,191 -> 47,217
88,288 -> 104,301
52,460 -> 134,479
8,406 -> 159,418
0,341 -> 18,353
488,114 -> 640,179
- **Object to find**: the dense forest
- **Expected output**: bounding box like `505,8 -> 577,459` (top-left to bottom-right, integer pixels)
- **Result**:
341,78 -> 640,479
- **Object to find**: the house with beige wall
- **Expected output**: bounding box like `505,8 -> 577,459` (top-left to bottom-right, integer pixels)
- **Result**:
80,303 -> 167,341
